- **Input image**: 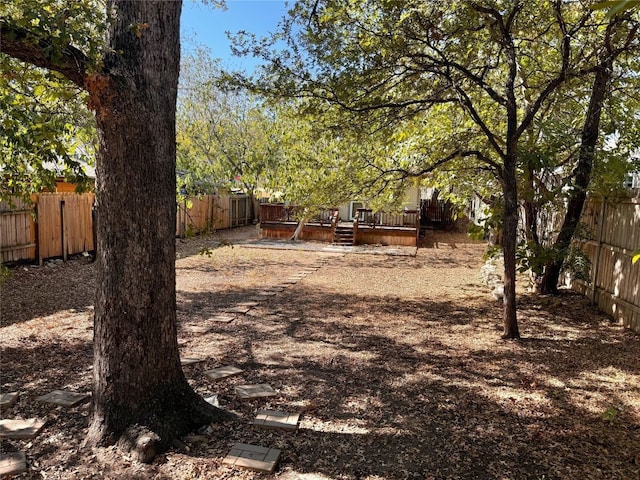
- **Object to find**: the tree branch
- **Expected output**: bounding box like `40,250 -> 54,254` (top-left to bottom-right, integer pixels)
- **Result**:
515,4 -> 593,138
0,20 -> 88,88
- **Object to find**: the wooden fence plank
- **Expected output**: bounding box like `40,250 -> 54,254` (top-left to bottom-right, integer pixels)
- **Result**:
3,192 -> 255,264
216,194 -> 230,230
0,198 -> 36,263
567,197 -> 640,332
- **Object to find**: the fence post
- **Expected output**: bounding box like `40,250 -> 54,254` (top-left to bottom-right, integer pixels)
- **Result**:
591,198 -> 606,305
60,199 -> 67,262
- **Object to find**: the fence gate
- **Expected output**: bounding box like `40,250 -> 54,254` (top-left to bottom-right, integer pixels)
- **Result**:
230,194 -> 252,227
37,193 -> 95,264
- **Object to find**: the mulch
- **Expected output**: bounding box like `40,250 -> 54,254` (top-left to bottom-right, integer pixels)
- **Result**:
1,227 -> 639,479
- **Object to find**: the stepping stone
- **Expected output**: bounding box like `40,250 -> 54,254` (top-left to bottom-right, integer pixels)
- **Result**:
257,291 -> 277,297
204,365 -> 244,381
253,410 -> 300,431
203,394 -> 220,407
247,296 -> 266,302
0,392 -> 19,407
181,356 -> 206,366
282,279 -> 298,284
183,324 -> 211,334
209,315 -> 235,323
225,306 -> 252,314
0,451 -> 27,476
236,301 -> 260,307
36,390 -> 89,407
0,419 -> 46,439
236,384 -> 277,401
222,443 -> 281,473
264,287 -> 284,293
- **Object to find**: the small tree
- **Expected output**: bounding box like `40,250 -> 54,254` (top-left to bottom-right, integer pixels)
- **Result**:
177,48 -> 282,218
230,1 -> 621,338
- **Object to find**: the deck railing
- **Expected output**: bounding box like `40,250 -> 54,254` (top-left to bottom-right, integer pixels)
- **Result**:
260,203 -> 299,222
261,204 -> 419,227
355,208 -> 419,228
260,203 -> 419,246
260,203 -> 338,225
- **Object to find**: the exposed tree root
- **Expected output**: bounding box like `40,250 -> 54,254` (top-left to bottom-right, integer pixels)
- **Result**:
85,386 -> 235,462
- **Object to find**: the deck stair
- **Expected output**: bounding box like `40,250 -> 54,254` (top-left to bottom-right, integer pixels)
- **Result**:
333,223 -> 354,246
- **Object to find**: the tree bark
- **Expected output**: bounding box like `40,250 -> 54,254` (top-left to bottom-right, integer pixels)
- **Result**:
292,216 -> 307,240
501,155 -> 520,339
84,0 -> 231,456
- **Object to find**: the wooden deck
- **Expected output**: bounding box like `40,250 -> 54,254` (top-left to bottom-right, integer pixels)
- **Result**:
259,204 -> 419,247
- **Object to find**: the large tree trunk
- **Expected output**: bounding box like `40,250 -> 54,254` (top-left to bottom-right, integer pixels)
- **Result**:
539,54 -> 614,294
85,0 -> 230,458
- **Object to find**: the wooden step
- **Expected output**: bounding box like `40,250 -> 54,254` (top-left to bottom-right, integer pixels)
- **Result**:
333,225 -> 354,245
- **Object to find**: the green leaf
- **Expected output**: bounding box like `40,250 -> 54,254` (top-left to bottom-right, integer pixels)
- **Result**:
591,1 -> 640,18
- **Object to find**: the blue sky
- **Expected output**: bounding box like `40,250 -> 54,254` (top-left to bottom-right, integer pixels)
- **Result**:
181,0 -> 289,72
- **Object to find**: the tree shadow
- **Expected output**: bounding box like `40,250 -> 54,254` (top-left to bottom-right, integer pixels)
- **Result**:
171,283 -> 640,478
1,257 -> 95,327
4,234 -> 640,478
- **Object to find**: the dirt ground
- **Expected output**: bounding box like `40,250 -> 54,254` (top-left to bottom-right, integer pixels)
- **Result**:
1,227 -> 639,480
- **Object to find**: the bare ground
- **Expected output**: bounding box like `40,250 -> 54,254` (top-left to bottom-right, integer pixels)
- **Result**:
1,227 -> 639,480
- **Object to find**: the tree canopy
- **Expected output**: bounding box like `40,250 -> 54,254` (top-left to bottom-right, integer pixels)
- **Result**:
228,0 -> 640,338
177,48 -> 282,201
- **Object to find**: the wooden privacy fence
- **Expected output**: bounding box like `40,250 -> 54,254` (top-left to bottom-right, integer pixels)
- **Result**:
1,192 -> 252,263
177,194 -> 227,237
176,193 -> 252,237
567,197 -> 640,331
0,193 -> 95,264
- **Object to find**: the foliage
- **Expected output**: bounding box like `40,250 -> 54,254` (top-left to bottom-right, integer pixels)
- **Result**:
0,58 -> 97,199
0,0 -> 104,200
0,264 -> 11,285
177,48 -> 282,198
592,1 -> 640,18
573,222 -> 596,242
517,219 -> 595,284
178,46 -> 414,215
561,246 -> 592,284
516,241 -> 558,277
